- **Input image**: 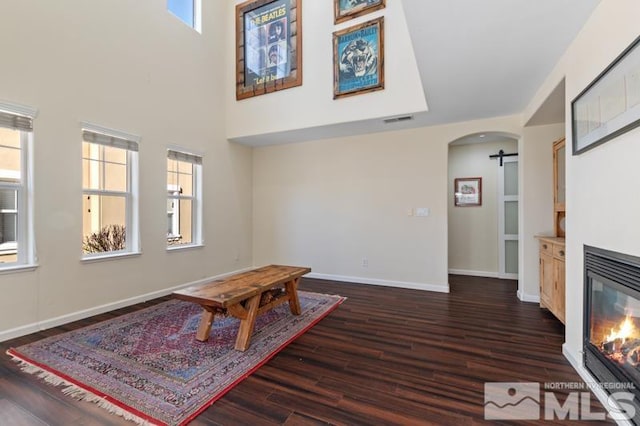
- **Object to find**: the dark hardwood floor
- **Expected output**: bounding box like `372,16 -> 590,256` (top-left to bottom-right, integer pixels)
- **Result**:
0,275 -> 613,425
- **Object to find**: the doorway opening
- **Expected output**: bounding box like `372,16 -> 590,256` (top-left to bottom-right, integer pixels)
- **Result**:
447,131 -> 520,283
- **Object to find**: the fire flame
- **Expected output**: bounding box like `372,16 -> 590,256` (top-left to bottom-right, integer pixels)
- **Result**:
606,315 -> 637,343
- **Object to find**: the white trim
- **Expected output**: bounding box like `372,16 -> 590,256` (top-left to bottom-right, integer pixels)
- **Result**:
0,100 -> 37,118
448,268 -> 499,278
563,344 -> 634,426
498,272 -> 518,280
517,289 -> 540,303
80,121 -> 141,144
0,266 -> 254,342
80,251 -> 142,264
194,0 -> 202,33
306,272 -> 449,293
0,263 -> 38,275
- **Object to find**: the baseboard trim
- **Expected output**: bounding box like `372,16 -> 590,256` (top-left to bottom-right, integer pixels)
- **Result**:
517,289 -> 541,303
0,266 -> 254,343
562,344 -> 633,426
306,272 -> 449,293
448,269 -> 498,278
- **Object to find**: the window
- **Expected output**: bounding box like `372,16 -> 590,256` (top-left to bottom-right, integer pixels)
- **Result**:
167,149 -> 202,248
167,0 -> 201,31
82,125 -> 139,258
0,103 -> 36,270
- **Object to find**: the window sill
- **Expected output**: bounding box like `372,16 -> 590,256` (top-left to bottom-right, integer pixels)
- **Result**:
0,263 -> 39,275
81,251 -> 142,264
167,243 -> 204,252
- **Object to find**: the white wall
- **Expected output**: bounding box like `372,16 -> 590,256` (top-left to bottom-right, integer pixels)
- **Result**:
226,0 -> 427,140
253,115 -> 523,292
524,0 -> 640,372
448,140 -> 518,276
519,123 -> 564,302
0,1 -> 253,338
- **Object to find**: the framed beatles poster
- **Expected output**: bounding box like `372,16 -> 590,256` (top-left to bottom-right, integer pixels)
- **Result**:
236,0 -> 302,100
334,0 -> 385,24
333,17 -> 384,99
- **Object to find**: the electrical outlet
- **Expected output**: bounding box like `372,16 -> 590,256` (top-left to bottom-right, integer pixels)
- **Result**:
362,257 -> 369,268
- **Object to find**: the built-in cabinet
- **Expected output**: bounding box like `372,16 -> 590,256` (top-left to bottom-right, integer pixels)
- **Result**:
537,137 -> 566,324
538,236 -> 565,323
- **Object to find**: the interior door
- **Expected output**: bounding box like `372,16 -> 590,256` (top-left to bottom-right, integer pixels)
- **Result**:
498,156 -> 518,279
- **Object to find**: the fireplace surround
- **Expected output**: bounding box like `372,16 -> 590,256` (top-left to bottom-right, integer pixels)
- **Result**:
584,245 -> 640,423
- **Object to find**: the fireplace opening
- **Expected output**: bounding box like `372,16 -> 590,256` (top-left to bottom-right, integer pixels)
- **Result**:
584,245 -> 640,424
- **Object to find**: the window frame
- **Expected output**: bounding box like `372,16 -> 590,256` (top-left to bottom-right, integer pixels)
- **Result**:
81,123 -> 140,261
166,148 -> 203,250
0,101 -> 37,273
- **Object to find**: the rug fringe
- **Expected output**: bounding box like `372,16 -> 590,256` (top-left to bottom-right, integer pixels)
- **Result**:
8,354 -> 157,426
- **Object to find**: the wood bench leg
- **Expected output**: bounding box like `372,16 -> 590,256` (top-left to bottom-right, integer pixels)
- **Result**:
196,306 -> 217,342
234,294 -> 261,351
285,278 -> 301,315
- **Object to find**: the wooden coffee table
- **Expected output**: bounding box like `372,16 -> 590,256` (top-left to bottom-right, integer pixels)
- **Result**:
172,265 -> 311,351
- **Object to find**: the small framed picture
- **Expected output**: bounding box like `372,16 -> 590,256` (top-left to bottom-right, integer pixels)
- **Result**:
454,177 -> 482,207
333,17 -> 384,99
334,0 -> 385,24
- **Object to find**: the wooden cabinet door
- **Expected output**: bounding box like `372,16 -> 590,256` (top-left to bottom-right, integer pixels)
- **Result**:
540,252 -> 554,310
553,258 -> 566,324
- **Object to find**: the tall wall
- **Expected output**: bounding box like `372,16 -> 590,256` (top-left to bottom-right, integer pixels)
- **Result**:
448,139 -> 518,276
0,1 -> 253,339
253,115 -> 523,292
226,0 -> 427,141
524,0 -> 640,371
518,123 -> 564,302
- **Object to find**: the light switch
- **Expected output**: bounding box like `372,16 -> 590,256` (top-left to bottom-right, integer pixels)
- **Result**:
416,207 -> 430,217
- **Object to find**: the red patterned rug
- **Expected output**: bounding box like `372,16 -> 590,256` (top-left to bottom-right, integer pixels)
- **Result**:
6,291 -> 344,425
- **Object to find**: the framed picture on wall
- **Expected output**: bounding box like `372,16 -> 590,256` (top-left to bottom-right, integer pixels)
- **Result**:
235,0 -> 302,100
334,0 -> 385,24
333,17 -> 384,99
572,35 -> 640,155
454,177 -> 482,207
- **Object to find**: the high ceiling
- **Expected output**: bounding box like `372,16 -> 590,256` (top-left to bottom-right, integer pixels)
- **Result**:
236,0 -> 601,146
402,0 -> 600,128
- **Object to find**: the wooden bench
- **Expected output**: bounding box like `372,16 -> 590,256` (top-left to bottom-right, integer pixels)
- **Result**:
172,265 -> 311,351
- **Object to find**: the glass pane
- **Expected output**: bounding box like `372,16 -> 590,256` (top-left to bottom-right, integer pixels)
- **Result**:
179,172 -> 193,196
82,159 -> 103,190
0,127 -> 21,149
0,145 -> 21,178
177,161 -> 193,196
505,201 -> 518,235
0,189 -> 18,244
167,171 -> 178,188
557,145 -> 566,204
104,145 -> 127,164
167,0 -> 194,26
168,199 -> 192,246
167,158 -> 177,173
178,199 -> 192,245
505,240 -> 518,274
82,142 -> 101,161
104,162 -> 127,191
0,188 -> 17,211
82,195 -> 127,254
504,162 -> 518,196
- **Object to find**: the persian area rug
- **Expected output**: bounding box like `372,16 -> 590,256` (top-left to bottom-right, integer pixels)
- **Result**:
6,291 -> 344,426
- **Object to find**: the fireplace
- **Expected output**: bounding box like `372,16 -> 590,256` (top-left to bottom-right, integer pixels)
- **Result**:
584,245 -> 640,423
